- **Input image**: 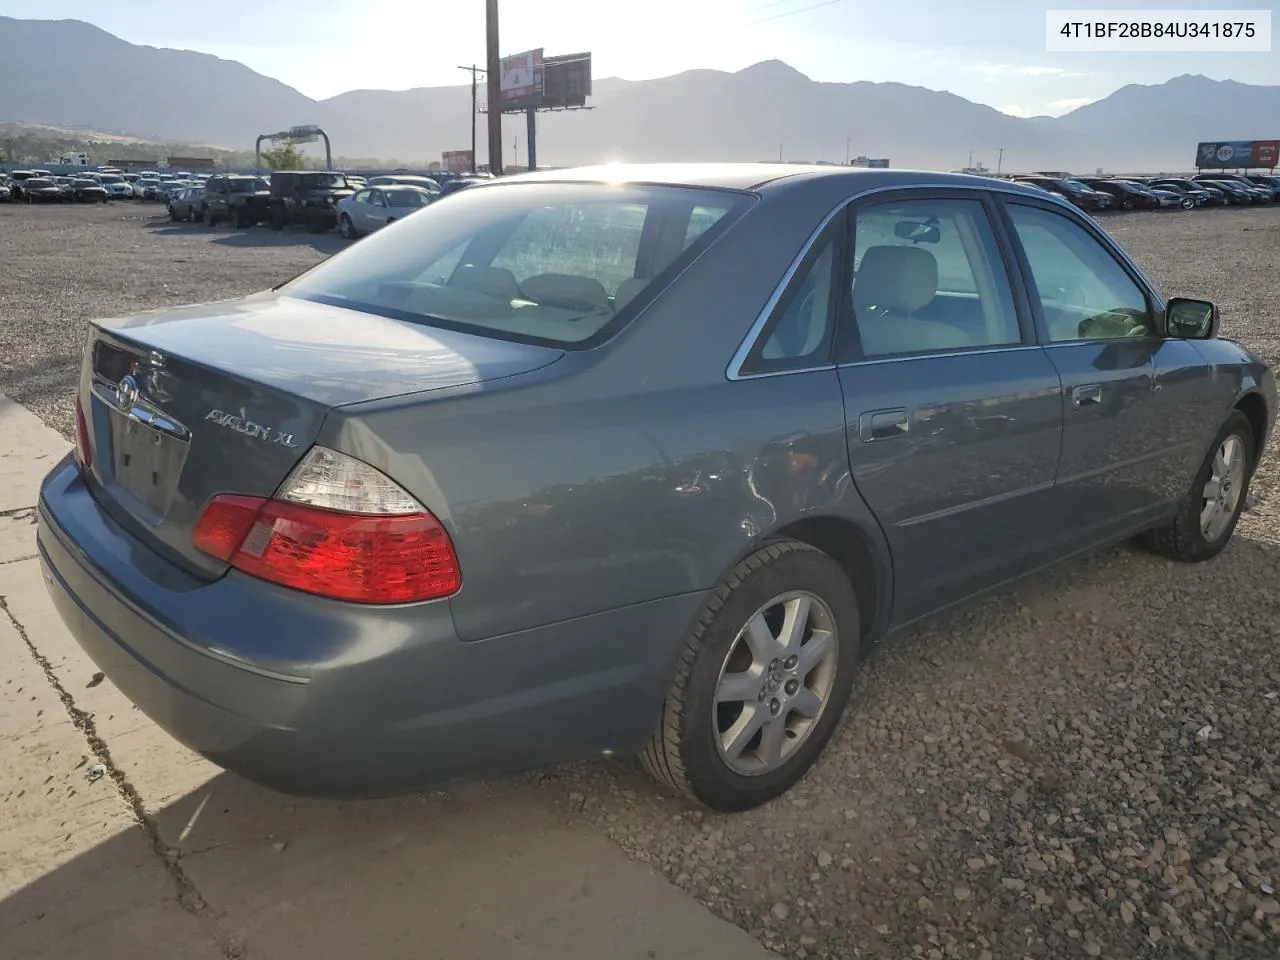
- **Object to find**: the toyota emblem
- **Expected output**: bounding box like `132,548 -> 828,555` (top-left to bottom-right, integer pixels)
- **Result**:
116,374 -> 140,412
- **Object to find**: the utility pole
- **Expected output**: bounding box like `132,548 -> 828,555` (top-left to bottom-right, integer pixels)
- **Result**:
968,149 -> 973,169
456,65 -> 482,174
997,147 -> 1005,175
845,137 -> 851,166
526,107 -> 537,172
485,0 -> 503,176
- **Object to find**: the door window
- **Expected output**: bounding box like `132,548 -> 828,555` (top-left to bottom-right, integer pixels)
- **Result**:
1006,204 -> 1155,343
353,189 -> 370,204
850,198 -> 1020,358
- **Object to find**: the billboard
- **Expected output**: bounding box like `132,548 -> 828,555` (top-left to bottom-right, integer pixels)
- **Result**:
1195,140 -> 1280,169
442,150 -> 474,173
500,49 -> 544,106
867,158 -> 890,169
540,53 -> 592,110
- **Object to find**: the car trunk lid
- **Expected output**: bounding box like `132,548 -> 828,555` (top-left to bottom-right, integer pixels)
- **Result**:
80,292 -> 563,577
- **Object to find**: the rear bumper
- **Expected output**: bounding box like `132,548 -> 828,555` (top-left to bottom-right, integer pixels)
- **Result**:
38,456 -> 701,797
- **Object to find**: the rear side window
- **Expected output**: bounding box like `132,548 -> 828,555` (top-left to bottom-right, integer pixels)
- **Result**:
283,183 -> 749,347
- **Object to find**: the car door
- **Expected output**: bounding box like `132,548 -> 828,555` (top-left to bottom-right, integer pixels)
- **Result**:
999,197 -> 1170,558
364,189 -> 388,232
837,191 -> 1064,626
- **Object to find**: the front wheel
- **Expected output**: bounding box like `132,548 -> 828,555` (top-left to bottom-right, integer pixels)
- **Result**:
1181,197 -> 1195,210
1142,410 -> 1255,563
339,214 -> 357,239
203,206 -> 217,227
270,206 -> 286,230
641,540 -> 860,811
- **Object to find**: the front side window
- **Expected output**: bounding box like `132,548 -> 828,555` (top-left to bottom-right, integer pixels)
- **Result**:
283,182 -> 747,347
1006,204 -> 1155,343
851,197 -> 1020,358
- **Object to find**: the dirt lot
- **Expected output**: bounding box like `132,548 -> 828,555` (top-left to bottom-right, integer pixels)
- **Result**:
3,200 -> 1280,959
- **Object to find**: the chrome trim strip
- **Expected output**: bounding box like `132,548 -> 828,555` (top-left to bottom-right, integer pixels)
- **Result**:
837,343 -> 1040,369
726,181 -> 1058,382
897,480 -> 1056,528
91,375 -> 191,442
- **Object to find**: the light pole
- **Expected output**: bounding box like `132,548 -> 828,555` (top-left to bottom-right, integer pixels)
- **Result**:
457,65 -> 483,174
486,0 -> 503,176
997,147 -> 1005,175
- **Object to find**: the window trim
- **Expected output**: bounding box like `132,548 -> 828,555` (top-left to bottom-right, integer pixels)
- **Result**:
993,193 -> 1167,345
736,216 -> 845,377
727,182 -> 1065,381
834,189 -> 1035,365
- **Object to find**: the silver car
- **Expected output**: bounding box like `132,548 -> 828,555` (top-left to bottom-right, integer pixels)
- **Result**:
337,185 -> 433,239
37,164 -> 1277,812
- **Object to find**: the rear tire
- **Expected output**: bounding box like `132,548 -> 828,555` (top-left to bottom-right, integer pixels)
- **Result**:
339,214 -> 357,240
270,206 -> 286,230
641,539 -> 860,811
203,206 -> 217,227
1141,410 -> 1255,563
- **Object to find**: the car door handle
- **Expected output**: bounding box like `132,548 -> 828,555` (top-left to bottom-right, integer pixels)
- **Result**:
1071,384 -> 1102,407
858,408 -> 910,442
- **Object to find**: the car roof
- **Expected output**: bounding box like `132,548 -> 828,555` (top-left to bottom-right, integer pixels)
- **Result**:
500,162 -> 1051,198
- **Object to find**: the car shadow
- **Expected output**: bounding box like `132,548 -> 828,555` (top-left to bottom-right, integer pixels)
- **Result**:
147,220 -> 347,255
0,764 -> 736,960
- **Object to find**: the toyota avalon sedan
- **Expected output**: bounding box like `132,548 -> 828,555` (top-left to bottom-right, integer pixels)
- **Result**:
38,164 -> 1276,811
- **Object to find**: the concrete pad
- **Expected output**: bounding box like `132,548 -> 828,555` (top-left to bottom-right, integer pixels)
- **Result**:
0,394 -> 69,512
151,776 -> 777,960
1,558 -> 223,807
0,508 -> 37,565
0,612 -> 225,960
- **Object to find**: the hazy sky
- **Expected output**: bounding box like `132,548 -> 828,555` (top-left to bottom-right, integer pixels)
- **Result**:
1,0 -> 1275,115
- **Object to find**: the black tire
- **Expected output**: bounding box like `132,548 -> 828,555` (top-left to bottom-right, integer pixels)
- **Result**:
339,214 -> 357,240
234,208 -> 250,228
1122,199 -> 1134,211
641,539 -> 860,811
270,206 -> 286,230
169,205 -> 180,221
1141,410 -> 1255,563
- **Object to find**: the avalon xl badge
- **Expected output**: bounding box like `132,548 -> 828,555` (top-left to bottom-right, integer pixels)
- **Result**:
205,409 -> 299,448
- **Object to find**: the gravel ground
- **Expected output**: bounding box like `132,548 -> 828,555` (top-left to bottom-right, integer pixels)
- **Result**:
3,200 -> 1280,959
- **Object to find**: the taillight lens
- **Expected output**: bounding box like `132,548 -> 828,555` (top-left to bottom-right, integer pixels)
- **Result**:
74,396 -> 92,469
191,447 -> 460,604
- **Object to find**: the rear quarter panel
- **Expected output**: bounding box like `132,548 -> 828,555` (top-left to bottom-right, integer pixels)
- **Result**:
324,176 -> 894,643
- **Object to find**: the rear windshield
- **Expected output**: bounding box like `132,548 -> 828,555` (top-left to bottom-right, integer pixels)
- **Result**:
303,173 -> 348,188
283,182 -> 749,347
386,189 -> 429,207
229,178 -> 268,193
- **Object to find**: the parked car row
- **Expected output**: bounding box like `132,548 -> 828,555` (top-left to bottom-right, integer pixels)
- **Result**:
1001,172 -> 1280,213
0,167 -> 209,203
166,169 -> 492,235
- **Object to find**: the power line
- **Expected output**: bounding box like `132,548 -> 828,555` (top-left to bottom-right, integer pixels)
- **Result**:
746,0 -> 844,26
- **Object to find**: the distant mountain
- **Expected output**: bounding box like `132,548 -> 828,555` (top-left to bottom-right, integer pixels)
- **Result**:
2,16 -> 1277,172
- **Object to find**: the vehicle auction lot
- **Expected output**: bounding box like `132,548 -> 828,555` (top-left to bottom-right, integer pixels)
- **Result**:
3,200 -> 1280,959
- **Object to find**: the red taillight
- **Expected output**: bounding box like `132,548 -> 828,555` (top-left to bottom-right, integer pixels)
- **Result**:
74,397 -> 92,469
192,494 -> 461,604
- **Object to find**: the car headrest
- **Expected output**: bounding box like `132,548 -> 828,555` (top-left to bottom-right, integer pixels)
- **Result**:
447,265 -> 520,302
613,277 -> 650,312
519,273 -> 611,313
853,245 -> 939,314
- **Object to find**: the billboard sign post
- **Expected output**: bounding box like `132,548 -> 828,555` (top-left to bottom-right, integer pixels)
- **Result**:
1195,140 -> 1279,170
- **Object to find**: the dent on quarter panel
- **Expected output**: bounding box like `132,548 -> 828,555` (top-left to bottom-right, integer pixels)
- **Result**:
400,371 -> 858,643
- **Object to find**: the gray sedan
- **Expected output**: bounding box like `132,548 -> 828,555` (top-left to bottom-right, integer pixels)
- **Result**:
38,164 -> 1276,811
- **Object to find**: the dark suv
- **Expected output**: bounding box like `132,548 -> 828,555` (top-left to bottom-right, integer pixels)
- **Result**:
268,171 -> 354,232
201,175 -> 271,227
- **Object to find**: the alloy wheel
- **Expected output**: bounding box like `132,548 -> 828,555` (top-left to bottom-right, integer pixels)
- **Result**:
1201,434 -> 1246,542
713,590 -> 839,776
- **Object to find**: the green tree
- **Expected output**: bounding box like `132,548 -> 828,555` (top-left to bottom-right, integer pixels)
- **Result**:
259,144 -> 306,170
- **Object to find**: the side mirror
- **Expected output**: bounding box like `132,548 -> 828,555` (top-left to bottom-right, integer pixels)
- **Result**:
1166,297 -> 1218,340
